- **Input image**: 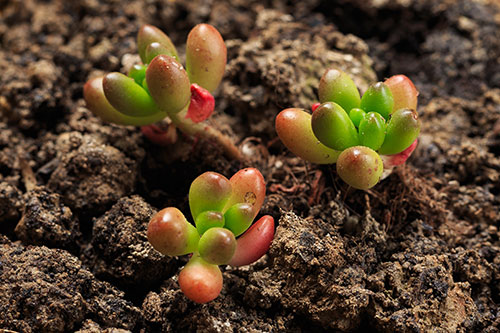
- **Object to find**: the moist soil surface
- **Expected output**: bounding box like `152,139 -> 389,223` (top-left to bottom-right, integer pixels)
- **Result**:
1,0 -> 500,332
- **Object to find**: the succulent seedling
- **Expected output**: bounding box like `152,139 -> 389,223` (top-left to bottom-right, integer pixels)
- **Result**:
84,24 -> 241,160
147,168 -> 274,303
276,69 -> 420,190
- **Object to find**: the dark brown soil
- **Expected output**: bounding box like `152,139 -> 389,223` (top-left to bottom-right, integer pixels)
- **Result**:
1,0 -> 499,332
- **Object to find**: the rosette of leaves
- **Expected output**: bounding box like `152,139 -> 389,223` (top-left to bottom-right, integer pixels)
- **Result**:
276,69 -> 420,190
84,24 -> 241,160
147,168 -> 274,303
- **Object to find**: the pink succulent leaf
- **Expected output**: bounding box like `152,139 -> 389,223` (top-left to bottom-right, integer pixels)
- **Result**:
381,139 -> 418,169
185,83 -> 215,123
228,215 -> 275,267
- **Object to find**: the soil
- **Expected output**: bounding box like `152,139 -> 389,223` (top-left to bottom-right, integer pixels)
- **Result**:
1,0 -> 500,332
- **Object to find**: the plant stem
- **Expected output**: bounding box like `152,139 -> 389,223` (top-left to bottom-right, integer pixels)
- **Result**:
168,108 -> 243,161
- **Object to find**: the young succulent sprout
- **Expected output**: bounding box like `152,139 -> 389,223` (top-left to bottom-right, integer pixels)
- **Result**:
275,69 -> 421,190
178,253 -> 222,304
275,108 -> 340,164
147,168 -> 275,303
84,24 -> 242,160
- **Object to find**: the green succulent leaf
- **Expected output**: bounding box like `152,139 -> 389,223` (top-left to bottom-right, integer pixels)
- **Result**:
275,108 -> 340,164
198,227 -> 236,265
103,72 -> 161,117
360,82 -> 394,119
186,24 -> 226,92
223,168 -> 266,221
378,108 -> 421,155
195,211 -> 225,235
318,68 -> 361,113
336,146 -> 383,190
137,24 -> 178,63
145,42 -> 176,64
311,102 -> 359,151
128,64 -> 146,85
358,112 -> 386,151
145,55 -> 191,114
84,76 -> 166,126
146,207 -> 199,256
224,203 -> 253,237
189,172 -> 232,221
349,108 -> 366,127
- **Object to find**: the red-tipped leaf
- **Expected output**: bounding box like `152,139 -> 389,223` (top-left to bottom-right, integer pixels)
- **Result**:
178,254 -> 223,303
223,168 -> 265,221
384,74 -> 418,112
186,24 -> 226,92
228,215 -> 275,267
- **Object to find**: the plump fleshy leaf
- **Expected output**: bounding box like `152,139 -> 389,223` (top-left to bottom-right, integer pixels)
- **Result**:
384,74 -> 418,112
358,112 -> 386,151
195,211 -> 225,235
360,82 -> 394,119
144,42 -> 178,64
128,64 -> 146,85
189,171 -> 232,220
146,55 -> 191,114
103,72 -> 161,117
146,207 -> 199,256
137,24 -> 178,63
228,215 -> 275,267
275,108 -> 340,164
336,146 -> 383,190
378,108 -> 420,155
84,77 -> 166,126
186,24 -> 226,92
349,108 -> 366,127
311,102 -> 359,151
178,254 -> 222,303
223,168 -> 265,221
223,203 -> 253,237
185,83 -> 215,123
198,227 -> 237,265
319,68 -> 361,113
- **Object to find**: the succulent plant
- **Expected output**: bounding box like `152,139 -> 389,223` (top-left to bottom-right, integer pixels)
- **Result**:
84,24 -> 241,160
147,168 -> 274,303
276,69 -> 420,190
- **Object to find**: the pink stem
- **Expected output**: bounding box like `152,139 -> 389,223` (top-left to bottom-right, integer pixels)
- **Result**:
228,215 -> 275,267
140,123 -> 178,146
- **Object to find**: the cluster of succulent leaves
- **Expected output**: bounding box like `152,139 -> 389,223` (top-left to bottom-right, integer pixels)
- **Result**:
84,23 -> 226,127
147,168 -> 274,303
276,69 -> 421,190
